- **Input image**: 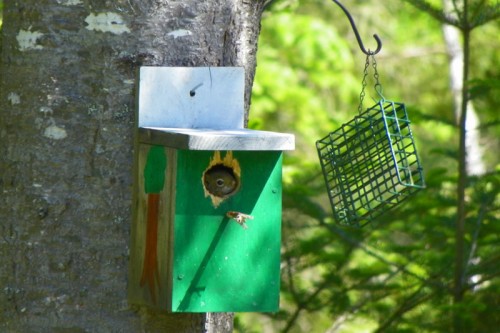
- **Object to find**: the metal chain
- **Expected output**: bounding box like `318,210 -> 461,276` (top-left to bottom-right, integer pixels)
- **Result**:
358,54 -> 384,114
358,54 -> 371,114
371,54 -> 384,100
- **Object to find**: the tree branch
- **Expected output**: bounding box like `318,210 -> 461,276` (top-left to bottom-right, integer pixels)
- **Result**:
281,278 -> 332,333
462,201 -> 487,282
374,286 -> 434,333
470,2 -> 500,28
318,220 -> 451,292
326,267 -> 405,333
403,0 -> 461,26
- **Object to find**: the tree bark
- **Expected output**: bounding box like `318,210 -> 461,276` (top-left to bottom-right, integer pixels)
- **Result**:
440,1 -> 471,332
442,16 -> 484,176
0,0 -> 266,331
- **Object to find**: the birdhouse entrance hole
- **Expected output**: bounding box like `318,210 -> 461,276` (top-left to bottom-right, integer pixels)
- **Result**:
202,151 -> 241,207
203,165 -> 239,196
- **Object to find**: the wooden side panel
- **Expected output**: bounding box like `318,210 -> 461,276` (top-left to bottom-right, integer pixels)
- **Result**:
128,144 -> 176,309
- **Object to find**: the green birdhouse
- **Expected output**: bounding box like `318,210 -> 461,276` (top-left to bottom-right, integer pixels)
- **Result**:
128,67 -> 295,312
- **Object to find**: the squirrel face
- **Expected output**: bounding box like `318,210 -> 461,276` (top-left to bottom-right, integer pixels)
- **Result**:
203,164 -> 240,197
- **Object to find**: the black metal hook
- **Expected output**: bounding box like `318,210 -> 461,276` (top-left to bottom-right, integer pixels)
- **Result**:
331,0 -> 382,55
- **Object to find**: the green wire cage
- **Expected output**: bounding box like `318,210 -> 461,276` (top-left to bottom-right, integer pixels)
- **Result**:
316,100 -> 425,227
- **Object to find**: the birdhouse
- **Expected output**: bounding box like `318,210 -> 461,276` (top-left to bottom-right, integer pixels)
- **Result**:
128,67 -> 295,312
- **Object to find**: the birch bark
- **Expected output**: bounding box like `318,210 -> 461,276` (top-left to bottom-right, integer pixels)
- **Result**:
442,21 -> 485,175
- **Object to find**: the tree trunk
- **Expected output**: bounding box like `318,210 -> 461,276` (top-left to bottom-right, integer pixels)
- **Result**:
0,1 -> 266,331
442,20 -> 484,176
440,1 -> 471,332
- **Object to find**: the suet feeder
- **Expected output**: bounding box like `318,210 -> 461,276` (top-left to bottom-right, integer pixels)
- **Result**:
128,67 -> 294,312
316,99 -> 425,228
315,1 -> 425,227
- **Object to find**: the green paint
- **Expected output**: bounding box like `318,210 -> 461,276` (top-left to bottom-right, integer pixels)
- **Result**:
144,146 -> 167,193
171,150 -> 283,312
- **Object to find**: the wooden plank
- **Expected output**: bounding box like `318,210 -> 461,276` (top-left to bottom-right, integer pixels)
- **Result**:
128,144 -> 176,309
138,67 -> 245,129
163,148 -> 177,310
128,144 -> 152,306
138,127 -> 295,151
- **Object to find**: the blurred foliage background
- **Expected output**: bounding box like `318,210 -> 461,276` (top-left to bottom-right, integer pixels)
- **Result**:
1,0 -> 498,332
237,0 -> 499,332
